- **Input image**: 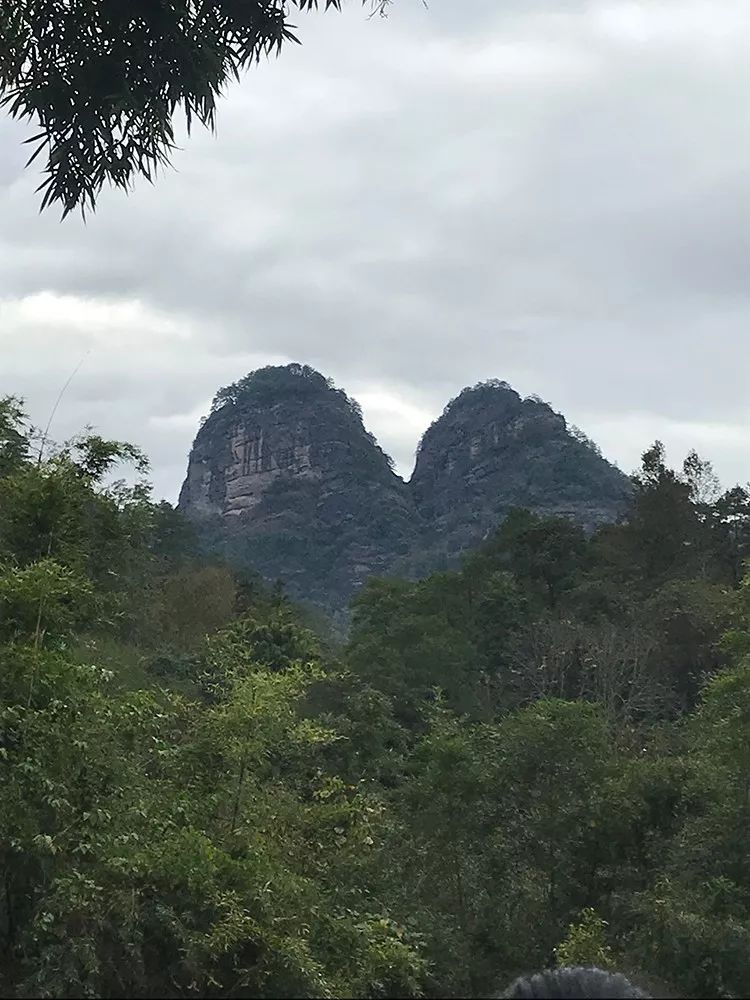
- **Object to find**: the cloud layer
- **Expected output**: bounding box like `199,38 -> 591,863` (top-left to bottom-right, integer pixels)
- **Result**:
2,0 -> 749,500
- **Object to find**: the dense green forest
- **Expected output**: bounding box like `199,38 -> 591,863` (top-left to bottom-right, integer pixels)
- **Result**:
2,395 -> 750,998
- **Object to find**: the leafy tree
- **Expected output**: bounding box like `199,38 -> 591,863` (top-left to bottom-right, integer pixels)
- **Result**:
468,567 -> 526,685
0,431 -> 149,577
0,396 -> 30,477
204,608 -> 321,679
0,570 -> 423,998
683,449 -> 721,507
151,564 -> 238,649
625,441 -> 704,582
482,509 -> 589,610
147,499 -> 200,569
383,704 -> 495,996
382,699 -> 622,996
348,576 -> 485,723
4,399 -> 750,999
1,1 -> 392,216
645,578 -> 738,713
555,908 -> 614,970
628,663 -> 750,998
0,558 -> 96,647
712,485 -> 750,587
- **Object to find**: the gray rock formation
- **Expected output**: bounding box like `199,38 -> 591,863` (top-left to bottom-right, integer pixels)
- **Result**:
407,380 -> 630,572
179,366 -> 631,614
179,364 -> 416,614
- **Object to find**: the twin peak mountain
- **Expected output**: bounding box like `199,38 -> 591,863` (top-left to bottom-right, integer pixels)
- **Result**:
179,364 -> 629,614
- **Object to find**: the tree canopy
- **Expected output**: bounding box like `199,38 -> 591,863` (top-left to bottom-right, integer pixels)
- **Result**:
0,1 -> 391,217
2,399 -> 750,997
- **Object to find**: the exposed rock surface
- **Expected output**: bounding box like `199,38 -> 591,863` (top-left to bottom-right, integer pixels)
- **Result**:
179,366 -> 631,614
407,380 -> 630,573
179,365 -> 416,615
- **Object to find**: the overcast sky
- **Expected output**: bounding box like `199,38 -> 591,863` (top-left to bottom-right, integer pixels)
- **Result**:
2,0 -> 750,501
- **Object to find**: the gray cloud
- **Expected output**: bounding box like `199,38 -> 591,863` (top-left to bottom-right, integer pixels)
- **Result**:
2,0 -> 750,500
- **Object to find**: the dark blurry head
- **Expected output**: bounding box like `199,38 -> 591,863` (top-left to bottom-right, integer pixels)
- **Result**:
502,966 -> 650,998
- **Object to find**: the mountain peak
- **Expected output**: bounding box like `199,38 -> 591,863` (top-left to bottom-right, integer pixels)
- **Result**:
409,379 -> 628,565
178,365 -> 413,620
179,366 -> 630,613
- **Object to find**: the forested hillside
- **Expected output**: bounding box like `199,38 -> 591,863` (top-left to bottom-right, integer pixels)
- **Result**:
2,395 -> 750,998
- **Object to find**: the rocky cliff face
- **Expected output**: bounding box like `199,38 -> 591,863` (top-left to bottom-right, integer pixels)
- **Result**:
179,366 -> 630,614
408,380 -> 630,570
179,364 -> 416,614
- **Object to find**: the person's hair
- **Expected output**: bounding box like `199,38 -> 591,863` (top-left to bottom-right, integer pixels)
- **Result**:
501,966 -> 649,998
